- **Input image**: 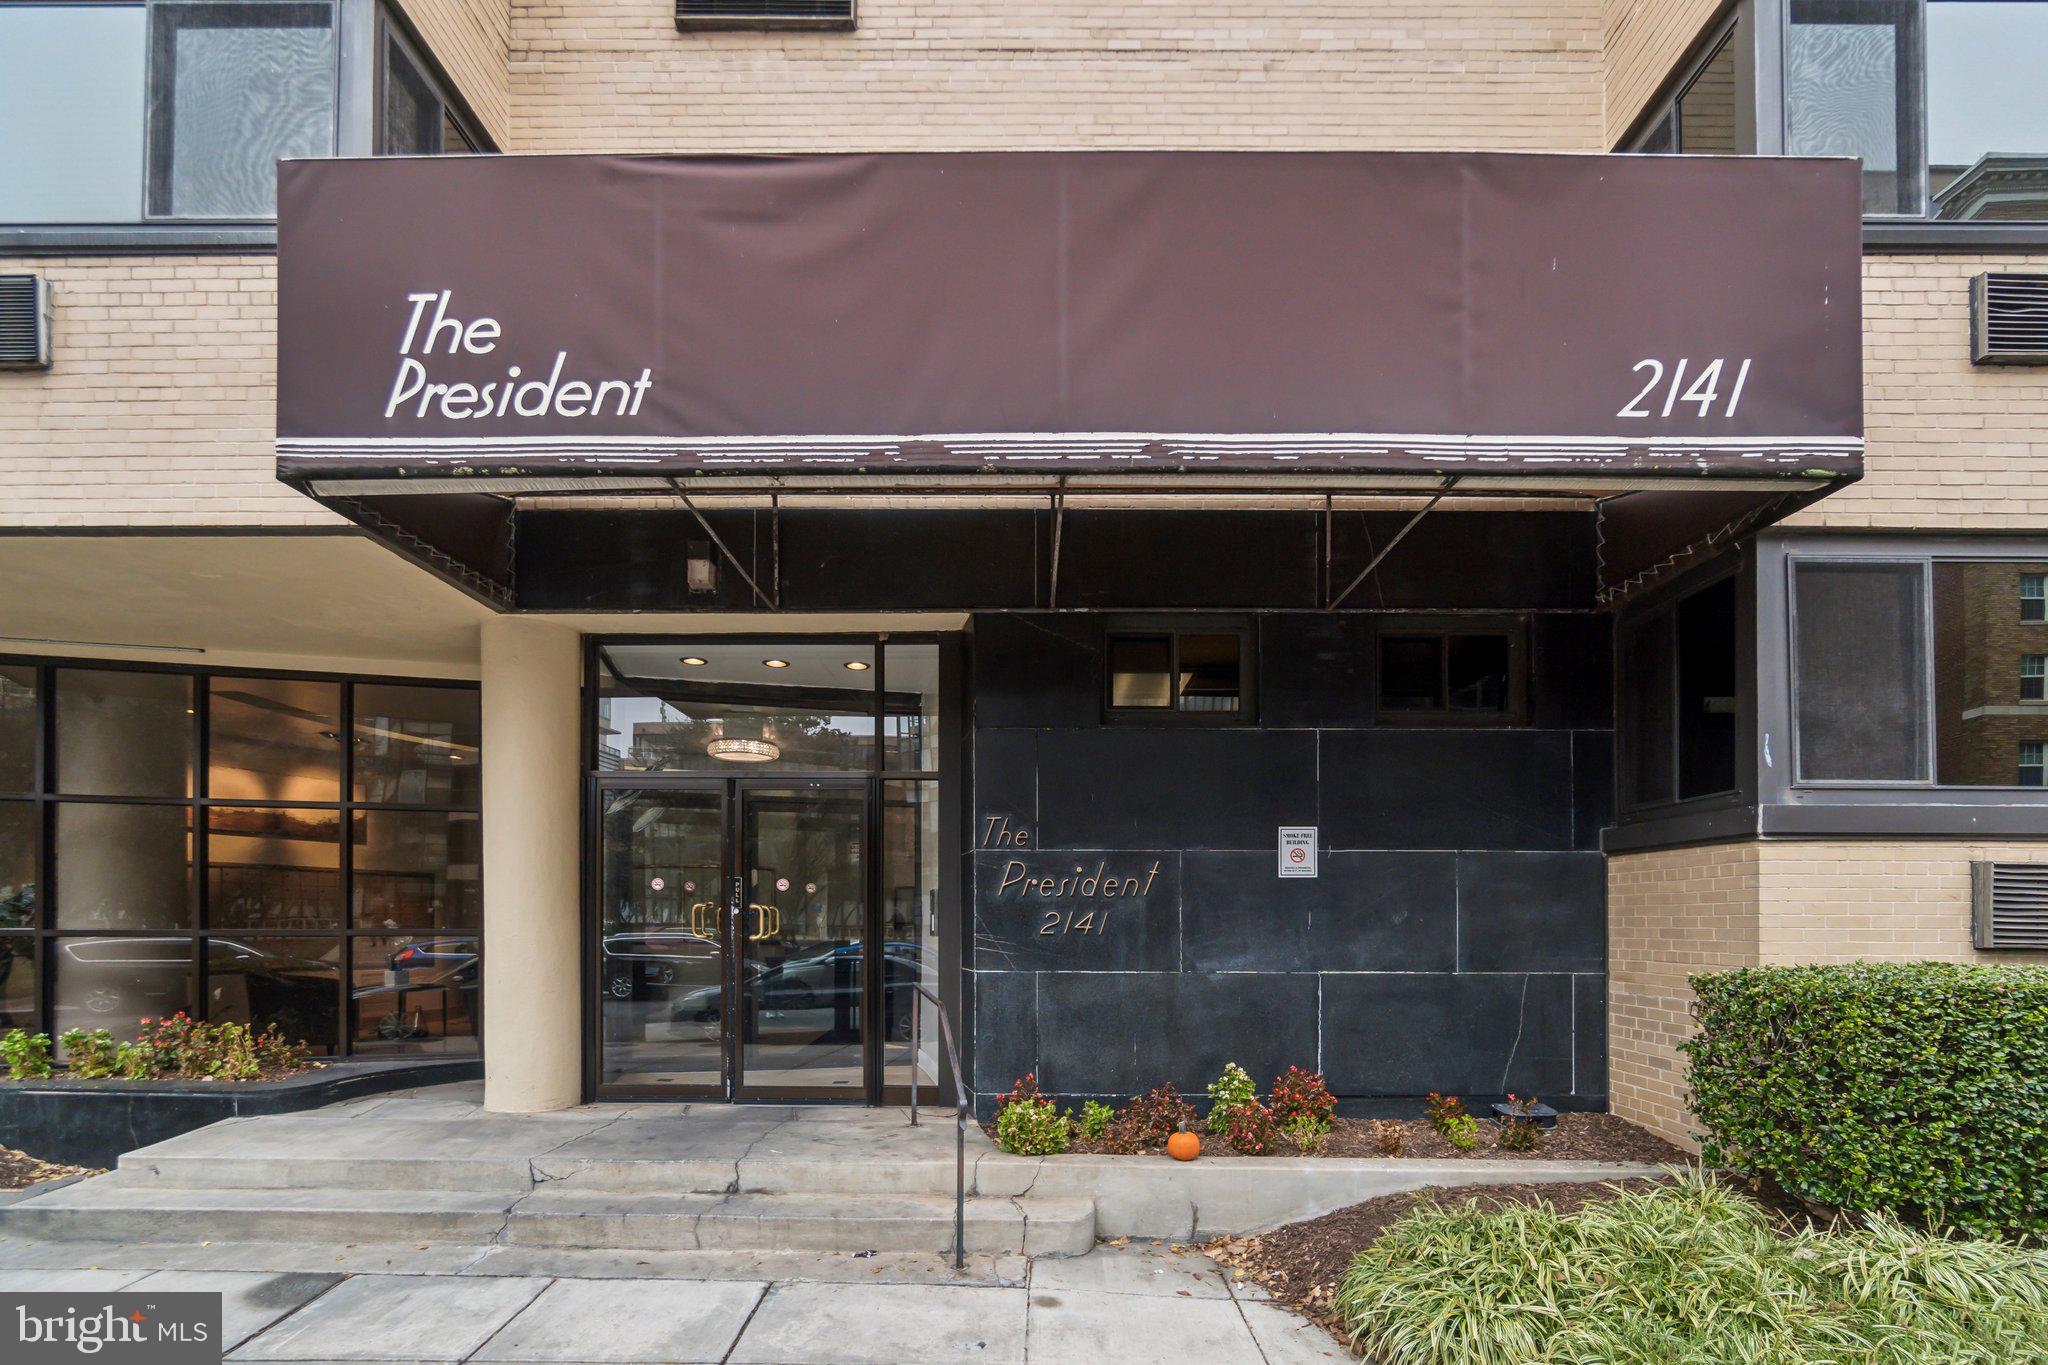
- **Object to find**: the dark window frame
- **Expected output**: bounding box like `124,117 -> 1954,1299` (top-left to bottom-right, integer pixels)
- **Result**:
372,3 -> 482,155
1613,559 -> 1756,821
1371,615 -> 1529,726
0,652 -> 480,1060
1101,618 -> 1257,725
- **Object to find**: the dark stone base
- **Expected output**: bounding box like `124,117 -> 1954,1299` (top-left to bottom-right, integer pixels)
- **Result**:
0,1058 -> 481,1168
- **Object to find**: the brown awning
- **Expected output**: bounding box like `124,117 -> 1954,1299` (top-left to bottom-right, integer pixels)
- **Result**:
273,150 -> 1864,604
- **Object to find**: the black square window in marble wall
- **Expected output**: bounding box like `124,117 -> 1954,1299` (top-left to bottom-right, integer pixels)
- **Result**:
1104,625 -> 1252,722
1374,618 -> 1526,723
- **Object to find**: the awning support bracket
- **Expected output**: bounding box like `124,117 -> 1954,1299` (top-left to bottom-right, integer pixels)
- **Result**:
674,481 -> 777,611
1326,476 -> 1458,611
1047,482 -> 1067,609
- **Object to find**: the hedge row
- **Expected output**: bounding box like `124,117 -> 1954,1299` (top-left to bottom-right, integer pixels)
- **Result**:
1683,961 -> 2048,1239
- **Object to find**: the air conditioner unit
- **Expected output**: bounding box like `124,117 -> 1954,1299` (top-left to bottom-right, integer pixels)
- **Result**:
1970,272 -> 2048,365
0,273 -> 52,371
1971,861 -> 2048,950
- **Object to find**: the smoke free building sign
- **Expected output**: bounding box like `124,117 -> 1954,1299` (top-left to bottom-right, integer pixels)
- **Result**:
1278,827 -> 1317,879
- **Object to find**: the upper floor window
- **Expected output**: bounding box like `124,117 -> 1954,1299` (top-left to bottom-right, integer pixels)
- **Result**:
0,1 -> 484,229
2024,574 -> 2047,621
2023,654 -> 2047,701
0,1 -> 335,224
1636,23 -> 1739,155
1785,0 -> 2048,221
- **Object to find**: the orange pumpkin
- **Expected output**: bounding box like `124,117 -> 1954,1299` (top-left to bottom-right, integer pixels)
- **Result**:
1166,1130 -> 1201,1162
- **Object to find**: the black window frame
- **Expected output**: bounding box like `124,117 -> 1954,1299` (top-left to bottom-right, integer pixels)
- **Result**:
1101,619 -> 1257,725
372,5 -> 482,156
1371,615 -> 1529,726
0,652 -> 481,1060
1613,561 -> 1755,821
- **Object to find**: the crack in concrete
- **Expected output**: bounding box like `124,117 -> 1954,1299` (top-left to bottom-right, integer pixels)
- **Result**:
726,1112 -> 800,1195
1499,974 -> 1533,1096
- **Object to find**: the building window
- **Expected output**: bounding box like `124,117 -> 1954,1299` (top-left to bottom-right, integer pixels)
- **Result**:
1105,627 -> 1250,720
376,15 -> 478,154
1376,619 -> 1526,724
1790,557 -> 2048,787
0,658 -> 480,1058
2024,574 -> 2046,621
1784,0 -> 2048,222
0,0 -> 336,224
1621,576 -> 1739,807
1637,21 -> 1739,154
2023,743 -> 2046,786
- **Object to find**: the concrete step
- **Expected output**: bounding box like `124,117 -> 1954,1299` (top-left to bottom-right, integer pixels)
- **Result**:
0,1179 -> 1095,1258
0,1183 -> 514,1246
503,1189 -> 1095,1257
117,1149 -> 976,1197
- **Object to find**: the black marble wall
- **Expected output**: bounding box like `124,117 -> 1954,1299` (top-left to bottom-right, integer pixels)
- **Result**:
967,610 -> 1614,1117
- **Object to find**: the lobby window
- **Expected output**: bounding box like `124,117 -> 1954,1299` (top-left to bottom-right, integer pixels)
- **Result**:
1105,627 -> 1251,720
1784,0 -> 2048,221
0,658 -> 480,1058
1621,576 -> 1740,808
1375,619 -> 1526,724
1788,556 -> 2048,787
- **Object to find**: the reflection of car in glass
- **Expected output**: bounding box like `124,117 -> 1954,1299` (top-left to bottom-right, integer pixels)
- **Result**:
378,938 -> 479,985
354,937 -> 479,1043
600,930 -> 719,1001
54,937 -> 334,1034
672,942 -> 931,1038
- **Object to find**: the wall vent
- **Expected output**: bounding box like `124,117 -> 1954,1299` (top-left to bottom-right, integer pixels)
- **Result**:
676,0 -> 853,29
1971,861 -> 2048,950
0,273 -> 52,371
1970,273 -> 2048,365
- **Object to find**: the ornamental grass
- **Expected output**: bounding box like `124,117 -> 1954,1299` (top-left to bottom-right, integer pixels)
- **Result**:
1335,1170 -> 2048,1365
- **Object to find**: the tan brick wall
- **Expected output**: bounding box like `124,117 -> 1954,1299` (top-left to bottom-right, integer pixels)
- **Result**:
1607,841 -> 1758,1147
1788,255 -> 2048,532
507,2 -> 1607,153
400,0 -> 512,149
1602,0 -> 1719,148
1608,836 -> 2038,1146
0,256 -> 335,528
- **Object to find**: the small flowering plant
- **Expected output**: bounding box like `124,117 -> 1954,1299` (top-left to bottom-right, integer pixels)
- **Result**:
1205,1062 -> 1259,1133
1269,1066 -> 1336,1136
993,1073 -> 1071,1156
1223,1101 -> 1278,1155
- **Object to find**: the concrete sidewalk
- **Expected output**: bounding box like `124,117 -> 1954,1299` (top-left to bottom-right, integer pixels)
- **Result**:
0,1238 -> 1344,1363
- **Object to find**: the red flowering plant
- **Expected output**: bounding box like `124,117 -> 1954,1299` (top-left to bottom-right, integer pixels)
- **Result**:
1223,1101 -> 1278,1155
1269,1066 -> 1337,1136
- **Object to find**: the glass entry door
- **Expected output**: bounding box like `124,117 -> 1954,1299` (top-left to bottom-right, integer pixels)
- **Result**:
593,778 -> 873,1100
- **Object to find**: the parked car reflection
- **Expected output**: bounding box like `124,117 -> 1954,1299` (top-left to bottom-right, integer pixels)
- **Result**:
600,929 -> 719,1001
672,941 -> 930,1039
53,936 -> 334,1037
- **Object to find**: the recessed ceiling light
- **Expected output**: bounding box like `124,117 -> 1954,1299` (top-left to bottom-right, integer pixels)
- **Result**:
763,658 -> 790,669
844,660 -> 870,671
679,656 -> 708,667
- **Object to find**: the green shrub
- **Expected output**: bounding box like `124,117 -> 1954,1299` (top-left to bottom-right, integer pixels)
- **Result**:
1494,1116 -> 1539,1153
1077,1099 -> 1115,1140
1281,1112 -> 1327,1154
1269,1066 -> 1335,1135
1335,1169 -> 2048,1365
1426,1093 -> 1479,1150
1205,1062 -> 1258,1134
59,1029 -> 119,1079
993,1074 -> 1071,1156
0,1029 -> 52,1080
1683,961 -> 2048,1238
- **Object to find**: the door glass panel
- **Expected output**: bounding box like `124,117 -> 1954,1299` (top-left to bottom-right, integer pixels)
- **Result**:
882,781 -> 941,1091
739,785 -> 865,1095
599,789 -> 724,1089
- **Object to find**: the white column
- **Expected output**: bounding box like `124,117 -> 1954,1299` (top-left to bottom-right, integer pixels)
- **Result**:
480,617 -> 583,1112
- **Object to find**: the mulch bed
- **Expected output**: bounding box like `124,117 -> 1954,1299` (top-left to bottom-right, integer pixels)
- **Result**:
0,1145 -> 98,1191
1207,1176 -> 1678,1351
990,1112 -> 1693,1164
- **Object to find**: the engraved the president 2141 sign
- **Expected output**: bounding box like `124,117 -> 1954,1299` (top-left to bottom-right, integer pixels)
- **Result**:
979,815 -> 1165,937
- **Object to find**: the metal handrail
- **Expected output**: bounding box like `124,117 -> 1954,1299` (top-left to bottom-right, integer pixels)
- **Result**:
905,983 -> 970,1270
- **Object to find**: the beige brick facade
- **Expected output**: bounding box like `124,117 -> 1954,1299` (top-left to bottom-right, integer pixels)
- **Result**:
1602,0 -> 1719,149
1608,838 -> 2038,1146
505,2 -> 1606,154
